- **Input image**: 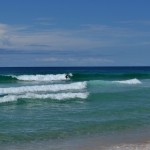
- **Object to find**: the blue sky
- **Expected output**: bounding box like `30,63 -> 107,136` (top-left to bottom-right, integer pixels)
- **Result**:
0,0 -> 150,66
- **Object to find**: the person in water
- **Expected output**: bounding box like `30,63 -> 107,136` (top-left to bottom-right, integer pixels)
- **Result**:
65,74 -> 70,79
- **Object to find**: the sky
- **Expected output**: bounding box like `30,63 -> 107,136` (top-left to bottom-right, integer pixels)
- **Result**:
0,0 -> 150,66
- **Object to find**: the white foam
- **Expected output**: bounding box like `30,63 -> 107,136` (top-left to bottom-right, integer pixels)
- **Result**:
0,95 -> 17,103
14,73 -> 73,81
24,92 -> 88,100
113,78 -> 141,84
0,92 -> 89,103
0,82 -> 87,94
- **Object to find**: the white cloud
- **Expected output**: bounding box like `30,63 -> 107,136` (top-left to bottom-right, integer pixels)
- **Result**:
0,23 -> 116,50
36,56 -> 114,66
0,22 -> 150,51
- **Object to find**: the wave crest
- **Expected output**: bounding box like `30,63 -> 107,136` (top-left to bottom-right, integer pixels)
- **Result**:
0,82 -> 87,94
0,92 -> 89,103
88,78 -> 141,86
113,78 -> 141,84
14,73 -> 72,81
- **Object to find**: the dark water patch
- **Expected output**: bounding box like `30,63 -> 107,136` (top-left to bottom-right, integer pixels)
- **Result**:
71,73 -> 150,81
0,75 -> 17,83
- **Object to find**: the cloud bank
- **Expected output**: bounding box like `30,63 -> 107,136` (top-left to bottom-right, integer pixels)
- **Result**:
1,22 -> 150,51
0,21 -> 150,66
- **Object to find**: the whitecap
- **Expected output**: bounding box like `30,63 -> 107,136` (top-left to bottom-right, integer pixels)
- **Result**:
0,82 -> 87,94
13,73 -> 73,81
0,92 -> 89,103
113,78 -> 141,84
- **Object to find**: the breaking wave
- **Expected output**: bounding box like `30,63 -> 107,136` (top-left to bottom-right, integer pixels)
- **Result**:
0,82 -> 86,94
0,92 -> 89,103
113,78 -> 141,84
14,73 -> 73,81
88,78 -> 142,86
0,73 -> 73,82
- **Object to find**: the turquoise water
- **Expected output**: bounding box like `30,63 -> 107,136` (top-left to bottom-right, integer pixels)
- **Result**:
0,67 -> 150,145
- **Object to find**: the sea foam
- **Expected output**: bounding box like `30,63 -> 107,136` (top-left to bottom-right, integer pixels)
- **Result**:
114,78 -> 141,84
88,78 -> 141,86
0,92 -> 89,103
0,82 -> 87,94
14,73 -> 73,81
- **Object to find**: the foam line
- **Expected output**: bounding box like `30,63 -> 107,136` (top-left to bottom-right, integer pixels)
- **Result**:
14,73 -> 73,81
0,82 -> 87,94
0,92 -> 89,103
113,78 -> 141,84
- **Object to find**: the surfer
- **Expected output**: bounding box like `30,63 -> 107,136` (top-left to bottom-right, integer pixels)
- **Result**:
65,74 -> 70,79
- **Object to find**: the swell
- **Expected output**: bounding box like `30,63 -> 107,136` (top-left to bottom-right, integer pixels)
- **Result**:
71,73 -> 150,81
0,73 -> 150,83
0,75 -> 17,82
0,74 -> 71,83
0,78 -> 140,96
0,92 -> 89,103
0,78 -> 142,104
15,73 -> 72,81
0,81 -> 87,103
88,78 -> 142,86
0,82 -> 87,94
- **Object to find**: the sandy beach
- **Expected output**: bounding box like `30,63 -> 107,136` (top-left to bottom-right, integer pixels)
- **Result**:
1,131 -> 150,150
1,140 -> 150,150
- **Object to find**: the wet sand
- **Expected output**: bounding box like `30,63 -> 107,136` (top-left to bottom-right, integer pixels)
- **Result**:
1,140 -> 150,150
1,131 -> 150,150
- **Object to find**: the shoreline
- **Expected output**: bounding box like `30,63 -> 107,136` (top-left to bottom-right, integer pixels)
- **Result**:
1,131 -> 150,150
1,140 -> 150,150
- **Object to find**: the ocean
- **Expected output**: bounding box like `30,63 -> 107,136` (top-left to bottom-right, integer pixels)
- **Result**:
0,67 -> 150,149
